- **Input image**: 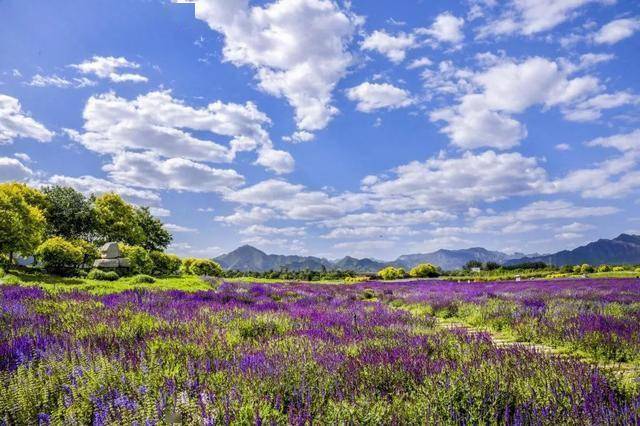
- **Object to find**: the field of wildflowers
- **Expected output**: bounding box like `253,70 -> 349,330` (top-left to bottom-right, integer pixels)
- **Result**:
1,278 -> 640,424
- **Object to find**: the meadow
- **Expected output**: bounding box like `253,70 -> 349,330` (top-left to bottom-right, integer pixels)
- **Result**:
1,277 -> 640,424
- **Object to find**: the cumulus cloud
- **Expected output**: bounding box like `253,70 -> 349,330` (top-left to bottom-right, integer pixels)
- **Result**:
430,57 -> 601,149
0,157 -> 33,181
417,12 -> 465,45
479,0 -> 615,37
0,94 -> 53,144
593,17 -> 640,44
361,30 -> 416,63
215,207 -> 277,225
71,56 -> 148,83
346,82 -> 413,113
240,224 -> 306,237
103,151 -> 245,193
363,150 -> 548,209
179,0 -> 359,135
563,91 -> 639,121
164,223 -> 197,233
67,90 -> 293,174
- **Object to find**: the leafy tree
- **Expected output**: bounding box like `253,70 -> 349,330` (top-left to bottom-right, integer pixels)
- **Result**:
409,263 -> 440,278
120,244 -> 153,275
484,261 -> 501,271
189,259 -> 222,276
378,266 -> 405,280
72,239 -> 99,268
181,257 -> 197,274
463,260 -> 483,271
94,193 -> 144,245
580,264 -> 594,274
42,186 -> 96,240
149,251 -> 181,276
135,207 -> 172,251
597,264 -> 611,273
0,183 -> 46,264
560,265 -> 574,274
36,237 -> 83,275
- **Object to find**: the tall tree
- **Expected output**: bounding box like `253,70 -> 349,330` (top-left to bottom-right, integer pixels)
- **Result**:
135,207 -> 173,251
0,183 -> 46,264
42,186 -> 96,240
94,193 -> 144,245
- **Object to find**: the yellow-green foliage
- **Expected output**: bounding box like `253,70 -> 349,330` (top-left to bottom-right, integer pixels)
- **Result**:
409,263 -> 439,278
344,276 -> 369,283
378,266 -> 405,280
36,237 -> 83,275
0,182 -> 46,261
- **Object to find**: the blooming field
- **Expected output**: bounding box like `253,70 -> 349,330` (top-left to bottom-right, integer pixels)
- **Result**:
1,279 -> 640,424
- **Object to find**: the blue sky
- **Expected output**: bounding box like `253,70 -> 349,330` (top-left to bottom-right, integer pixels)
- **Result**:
1,0 -> 639,259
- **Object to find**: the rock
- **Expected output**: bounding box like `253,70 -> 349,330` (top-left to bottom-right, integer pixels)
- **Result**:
100,242 -> 122,259
93,258 -> 120,268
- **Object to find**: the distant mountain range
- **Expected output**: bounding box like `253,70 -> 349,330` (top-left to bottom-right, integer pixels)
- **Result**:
505,234 -> 640,266
215,245 -> 530,272
214,234 -> 640,272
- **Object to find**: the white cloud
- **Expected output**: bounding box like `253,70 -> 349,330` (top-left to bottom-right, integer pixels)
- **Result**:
150,207 -> 171,217
215,207 -> 277,225
28,74 -> 96,88
555,143 -> 571,151
13,153 -> 32,162
180,0 -> 359,134
346,82 -> 413,113
71,56 -> 148,83
563,91 -> 639,121
0,94 -> 53,144
240,224 -> 306,237
225,178 -> 367,220
560,222 -> 595,232
103,151 -> 245,193
577,53 -> 615,68
418,12 -> 465,45
322,226 -> 417,239
322,209 -> 454,228
283,130 -> 315,143
363,150 -> 548,209
407,57 -> 432,69
68,90 -> 293,174
0,157 -> 33,181
361,30 -> 416,63
430,57 -> 600,149
47,175 -> 161,205
593,17 -> 640,44
164,223 -> 198,233
479,0 -> 615,37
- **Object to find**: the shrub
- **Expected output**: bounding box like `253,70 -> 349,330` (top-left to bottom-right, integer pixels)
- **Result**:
612,266 -> 626,272
131,274 -> 156,284
87,269 -> 119,281
72,239 -> 99,268
149,251 -> 181,276
344,276 -> 369,283
0,267 -> 4,278
181,257 -> 197,274
409,263 -> 440,278
36,237 -> 83,276
189,259 -> 223,277
580,264 -> 595,274
378,266 -> 405,280
635,267 -> 640,273
120,245 -> 153,275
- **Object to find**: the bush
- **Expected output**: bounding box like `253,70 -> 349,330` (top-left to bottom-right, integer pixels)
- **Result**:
181,257 -> 197,274
0,267 -> 4,278
131,274 -> 156,284
72,239 -> 99,268
612,266 -> 626,272
149,251 -> 181,276
120,245 -> 153,275
409,263 -> 440,278
87,269 -> 119,281
378,266 -> 405,280
580,264 -> 595,274
344,276 -> 370,283
189,259 -> 223,277
36,237 -> 83,276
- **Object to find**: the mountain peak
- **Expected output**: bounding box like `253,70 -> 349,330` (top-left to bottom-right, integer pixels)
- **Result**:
613,234 -> 640,245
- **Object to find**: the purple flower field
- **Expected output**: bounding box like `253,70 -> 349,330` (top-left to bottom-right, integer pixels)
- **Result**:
1,279 -> 639,424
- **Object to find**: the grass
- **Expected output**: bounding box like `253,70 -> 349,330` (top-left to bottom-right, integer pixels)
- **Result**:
1,269 -> 216,295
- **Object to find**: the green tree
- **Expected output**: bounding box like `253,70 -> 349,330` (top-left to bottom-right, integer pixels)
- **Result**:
463,260 -> 483,271
409,263 -> 440,278
36,237 -> 83,276
120,244 -> 153,275
597,264 -> 611,273
0,183 -> 46,264
94,193 -> 143,245
72,239 -> 99,268
42,186 -> 96,240
189,259 -> 222,276
149,251 -> 181,276
135,207 -> 173,251
378,266 -> 405,280
580,264 -> 594,274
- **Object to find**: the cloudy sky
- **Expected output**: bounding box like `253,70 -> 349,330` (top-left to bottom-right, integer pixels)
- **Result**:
1,0 -> 639,259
